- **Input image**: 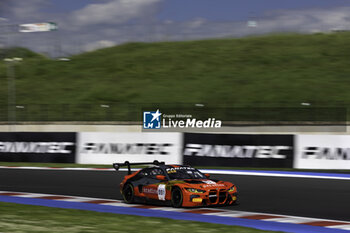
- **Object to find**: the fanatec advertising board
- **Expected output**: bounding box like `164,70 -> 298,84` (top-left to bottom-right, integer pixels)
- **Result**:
0,132 -> 76,163
183,133 -> 294,168
295,135 -> 350,169
77,133 -> 182,165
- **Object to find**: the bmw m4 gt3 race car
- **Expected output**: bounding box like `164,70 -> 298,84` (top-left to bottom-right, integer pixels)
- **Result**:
113,160 -> 238,207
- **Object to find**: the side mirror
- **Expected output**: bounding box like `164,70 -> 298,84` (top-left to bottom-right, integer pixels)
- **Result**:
156,175 -> 167,180
204,173 -> 210,178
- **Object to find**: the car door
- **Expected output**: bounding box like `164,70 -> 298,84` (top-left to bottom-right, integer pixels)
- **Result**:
141,167 -> 167,201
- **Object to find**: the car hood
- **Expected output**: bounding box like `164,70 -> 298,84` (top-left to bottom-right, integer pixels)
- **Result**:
182,179 -> 230,189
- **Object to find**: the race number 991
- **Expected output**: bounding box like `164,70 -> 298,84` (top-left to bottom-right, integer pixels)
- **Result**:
157,184 -> 166,200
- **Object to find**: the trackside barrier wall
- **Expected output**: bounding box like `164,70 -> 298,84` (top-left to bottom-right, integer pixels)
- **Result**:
0,132 -> 349,170
295,135 -> 350,169
76,132 -> 182,165
184,133 -> 350,169
0,132 -> 76,163
183,133 -> 294,168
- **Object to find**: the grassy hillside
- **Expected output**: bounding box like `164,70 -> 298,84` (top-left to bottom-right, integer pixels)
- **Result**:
0,33 -> 349,121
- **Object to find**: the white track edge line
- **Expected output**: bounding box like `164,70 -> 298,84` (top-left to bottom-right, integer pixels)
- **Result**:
0,166 -> 350,180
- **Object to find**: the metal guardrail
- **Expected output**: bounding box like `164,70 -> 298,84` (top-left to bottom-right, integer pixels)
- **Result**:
0,104 -> 346,123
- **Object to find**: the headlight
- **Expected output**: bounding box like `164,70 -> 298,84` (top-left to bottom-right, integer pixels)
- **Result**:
228,185 -> 235,192
185,188 -> 206,193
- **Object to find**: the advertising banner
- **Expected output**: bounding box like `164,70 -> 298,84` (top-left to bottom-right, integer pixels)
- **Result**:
295,135 -> 350,169
77,133 -> 182,165
0,132 -> 76,163
183,133 -> 294,168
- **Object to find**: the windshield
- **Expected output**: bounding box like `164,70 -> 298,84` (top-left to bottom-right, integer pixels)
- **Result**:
166,167 -> 206,180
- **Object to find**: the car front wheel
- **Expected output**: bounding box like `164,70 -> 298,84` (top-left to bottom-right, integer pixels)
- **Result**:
171,187 -> 183,208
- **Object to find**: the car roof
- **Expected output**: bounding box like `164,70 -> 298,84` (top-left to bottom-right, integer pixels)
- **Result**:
147,164 -> 194,170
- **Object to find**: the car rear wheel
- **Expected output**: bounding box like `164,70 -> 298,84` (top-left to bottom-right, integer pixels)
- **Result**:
171,187 -> 183,208
122,183 -> 135,204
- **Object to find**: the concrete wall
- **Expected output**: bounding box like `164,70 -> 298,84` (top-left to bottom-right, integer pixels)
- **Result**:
0,123 -> 347,134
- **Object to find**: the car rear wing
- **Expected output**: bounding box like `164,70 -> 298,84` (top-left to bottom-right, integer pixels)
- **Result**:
112,160 -> 165,174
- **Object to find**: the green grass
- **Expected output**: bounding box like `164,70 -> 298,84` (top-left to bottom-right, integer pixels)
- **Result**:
1,33 -> 350,121
1,162 -> 349,174
0,202 -> 281,233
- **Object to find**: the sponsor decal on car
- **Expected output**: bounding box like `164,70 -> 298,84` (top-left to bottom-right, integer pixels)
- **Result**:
143,187 -> 157,194
157,184 -> 166,200
166,167 -> 195,173
202,180 -> 216,184
202,184 -> 226,188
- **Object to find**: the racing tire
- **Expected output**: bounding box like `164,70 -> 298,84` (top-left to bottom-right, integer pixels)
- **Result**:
122,183 -> 135,204
171,187 -> 183,208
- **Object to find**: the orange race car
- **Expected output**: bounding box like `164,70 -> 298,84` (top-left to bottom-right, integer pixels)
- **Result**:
113,160 -> 238,207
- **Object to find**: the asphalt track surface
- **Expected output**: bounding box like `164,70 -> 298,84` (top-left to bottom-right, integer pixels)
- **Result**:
1,168 -> 349,221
